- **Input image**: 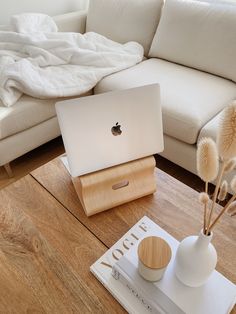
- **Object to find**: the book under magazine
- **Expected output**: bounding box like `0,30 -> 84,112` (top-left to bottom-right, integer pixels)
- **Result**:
90,216 -> 236,314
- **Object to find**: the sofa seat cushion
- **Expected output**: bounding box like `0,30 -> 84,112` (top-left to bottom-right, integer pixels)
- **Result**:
0,96 -> 57,140
86,0 -> 163,56
149,0 -> 236,83
0,91 -> 92,140
94,58 -> 236,144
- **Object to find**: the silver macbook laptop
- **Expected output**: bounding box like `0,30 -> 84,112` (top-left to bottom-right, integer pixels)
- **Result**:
56,84 -> 163,177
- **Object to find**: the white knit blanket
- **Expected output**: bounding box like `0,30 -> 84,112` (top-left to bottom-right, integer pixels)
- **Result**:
0,13 -> 144,107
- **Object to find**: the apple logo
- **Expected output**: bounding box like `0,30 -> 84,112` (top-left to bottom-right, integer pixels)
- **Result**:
111,122 -> 122,136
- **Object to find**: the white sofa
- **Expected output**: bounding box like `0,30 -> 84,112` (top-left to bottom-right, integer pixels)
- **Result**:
1,0 -> 236,179
0,11 -> 89,175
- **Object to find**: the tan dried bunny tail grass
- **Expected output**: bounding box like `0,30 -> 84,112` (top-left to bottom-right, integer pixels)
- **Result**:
227,201 -> 236,216
218,180 -> 228,201
197,137 -> 219,182
199,192 -> 209,204
217,101 -> 236,160
231,176 -> 236,193
224,158 -> 236,173
199,192 -> 210,233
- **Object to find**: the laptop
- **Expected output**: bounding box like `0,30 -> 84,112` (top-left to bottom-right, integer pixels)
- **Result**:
56,84 -> 164,177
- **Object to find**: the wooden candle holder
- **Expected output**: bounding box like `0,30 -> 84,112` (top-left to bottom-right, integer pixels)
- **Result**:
72,156 -> 156,216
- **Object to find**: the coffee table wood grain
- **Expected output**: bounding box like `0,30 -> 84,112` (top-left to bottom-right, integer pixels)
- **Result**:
0,155 -> 235,313
0,175 -> 123,313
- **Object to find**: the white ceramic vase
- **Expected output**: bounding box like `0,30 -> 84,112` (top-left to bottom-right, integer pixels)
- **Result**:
174,230 -> 217,287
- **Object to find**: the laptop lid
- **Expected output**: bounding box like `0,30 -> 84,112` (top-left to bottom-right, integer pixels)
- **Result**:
56,84 -> 163,177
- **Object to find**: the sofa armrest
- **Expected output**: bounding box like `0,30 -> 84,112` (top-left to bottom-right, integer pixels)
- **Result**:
53,10 -> 87,33
0,11 -> 88,33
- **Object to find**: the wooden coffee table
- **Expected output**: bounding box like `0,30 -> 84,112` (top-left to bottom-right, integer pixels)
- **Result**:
0,156 -> 235,313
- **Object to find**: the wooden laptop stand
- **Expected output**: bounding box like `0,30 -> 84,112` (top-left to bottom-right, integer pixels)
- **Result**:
72,156 -> 157,216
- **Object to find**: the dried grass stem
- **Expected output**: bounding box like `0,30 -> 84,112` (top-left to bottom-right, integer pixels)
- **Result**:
209,193 -> 236,232
206,161 -> 226,234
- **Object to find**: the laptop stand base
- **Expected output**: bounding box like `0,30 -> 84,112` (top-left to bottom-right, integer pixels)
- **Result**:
71,156 -> 157,216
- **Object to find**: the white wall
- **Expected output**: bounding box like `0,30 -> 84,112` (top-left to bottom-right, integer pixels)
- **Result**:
0,0 -> 89,24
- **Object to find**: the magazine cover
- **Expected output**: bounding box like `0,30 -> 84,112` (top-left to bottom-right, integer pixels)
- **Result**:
90,216 -> 236,314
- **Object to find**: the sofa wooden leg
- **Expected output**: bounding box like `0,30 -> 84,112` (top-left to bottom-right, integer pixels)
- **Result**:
4,163 -> 13,178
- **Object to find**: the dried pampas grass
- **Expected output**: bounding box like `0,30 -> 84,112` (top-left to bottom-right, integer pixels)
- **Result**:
199,192 -> 209,204
218,180 -> 228,201
199,192 -> 209,232
231,176 -> 236,193
196,101 -> 236,233
197,138 -> 219,182
227,201 -> 236,216
224,158 -> 236,173
217,101 -> 236,160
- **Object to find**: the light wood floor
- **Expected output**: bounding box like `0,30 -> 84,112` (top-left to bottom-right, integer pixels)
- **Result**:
0,136 -> 207,193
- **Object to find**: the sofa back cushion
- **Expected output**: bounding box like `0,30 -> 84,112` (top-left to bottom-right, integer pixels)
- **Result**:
149,0 -> 236,82
0,11 -> 87,33
86,0 -> 164,56
53,11 -> 87,33
0,25 -> 11,31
